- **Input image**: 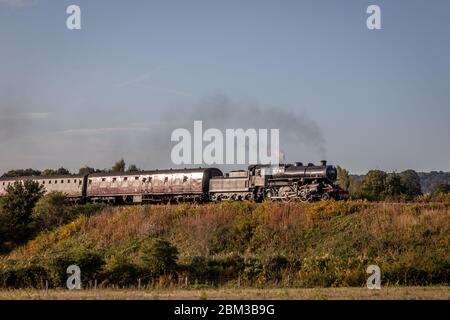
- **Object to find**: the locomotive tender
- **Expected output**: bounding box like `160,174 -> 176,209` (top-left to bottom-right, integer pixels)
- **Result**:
0,161 -> 344,203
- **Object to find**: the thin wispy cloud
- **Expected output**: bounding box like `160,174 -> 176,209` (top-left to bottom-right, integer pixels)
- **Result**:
115,66 -> 165,88
115,66 -> 196,99
116,73 -> 152,88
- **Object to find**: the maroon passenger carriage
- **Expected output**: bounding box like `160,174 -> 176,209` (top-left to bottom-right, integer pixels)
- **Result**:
86,168 -> 222,203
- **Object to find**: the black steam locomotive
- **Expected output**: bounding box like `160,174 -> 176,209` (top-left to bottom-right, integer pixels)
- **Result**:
210,160 -> 343,202
0,161 -> 345,203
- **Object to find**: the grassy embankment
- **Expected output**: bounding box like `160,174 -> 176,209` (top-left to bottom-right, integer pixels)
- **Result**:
0,201 -> 449,290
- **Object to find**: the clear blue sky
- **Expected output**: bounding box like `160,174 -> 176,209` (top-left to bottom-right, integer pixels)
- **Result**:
0,0 -> 449,174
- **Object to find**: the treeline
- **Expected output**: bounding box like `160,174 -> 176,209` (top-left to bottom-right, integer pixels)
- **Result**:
1,159 -> 141,178
418,171 -> 450,193
337,167 -> 450,200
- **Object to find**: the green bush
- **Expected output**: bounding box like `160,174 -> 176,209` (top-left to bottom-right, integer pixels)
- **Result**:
0,180 -> 44,250
48,248 -> 105,287
262,255 -> 288,282
100,255 -> 141,286
66,203 -> 106,218
182,254 -> 245,285
0,264 -> 49,289
32,192 -> 70,232
138,238 -> 178,277
296,255 -> 369,287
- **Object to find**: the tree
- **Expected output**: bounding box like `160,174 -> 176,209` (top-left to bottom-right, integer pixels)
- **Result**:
127,164 -> 140,172
78,166 -> 96,175
139,238 -> 179,276
431,183 -> 450,195
0,180 -> 44,249
348,176 -> 364,196
1,169 -> 41,178
417,171 -> 450,193
362,170 -> 388,200
111,159 -> 126,173
32,192 -> 69,232
399,170 -> 422,197
336,166 -> 350,190
384,173 -> 404,198
42,169 -> 56,176
42,167 -> 70,176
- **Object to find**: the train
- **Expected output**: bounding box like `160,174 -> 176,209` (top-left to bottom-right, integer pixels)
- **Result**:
0,161 -> 346,203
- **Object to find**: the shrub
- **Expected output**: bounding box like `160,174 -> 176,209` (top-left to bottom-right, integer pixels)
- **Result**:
296,255 -> 369,287
182,254 -> 245,285
262,255 -> 288,282
138,238 -> 179,276
0,264 -> 49,289
32,192 -> 70,232
101,255 -> 140,286
0,180 -> 44,248
48,248 -> 105,287
66,203 -> 106,218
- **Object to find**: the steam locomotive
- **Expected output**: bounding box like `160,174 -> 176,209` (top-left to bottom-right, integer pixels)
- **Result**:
0,161 -> 345,203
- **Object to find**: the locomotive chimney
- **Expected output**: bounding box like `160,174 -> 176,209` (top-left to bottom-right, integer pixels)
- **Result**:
321,160 -> 327,166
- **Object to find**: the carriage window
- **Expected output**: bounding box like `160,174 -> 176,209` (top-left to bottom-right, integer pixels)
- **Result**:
124,177 -> 128,181
61,180 -> 64,184
67,180 -> 70,183
2,182 -> 4,186
135,177 -> 139,180
183,176 -> 188,182
89,180 -> 92,184
112,178 -> 117,182
102,178 -> 106,182
55,180 -> 58,184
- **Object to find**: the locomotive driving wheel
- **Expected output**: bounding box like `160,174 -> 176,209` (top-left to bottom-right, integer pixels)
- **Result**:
265,189 -> 274,201
278,186 -> 294,202
321,192 -> 331,201
298,186 -> 310,202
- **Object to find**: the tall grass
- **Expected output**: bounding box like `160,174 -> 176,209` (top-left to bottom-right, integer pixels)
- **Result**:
1,201 -> 448,288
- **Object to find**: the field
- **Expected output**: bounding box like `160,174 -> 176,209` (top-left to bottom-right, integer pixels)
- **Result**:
0,201 -> 449,299
0,287 -> 449,300
0,286 -> 448,300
